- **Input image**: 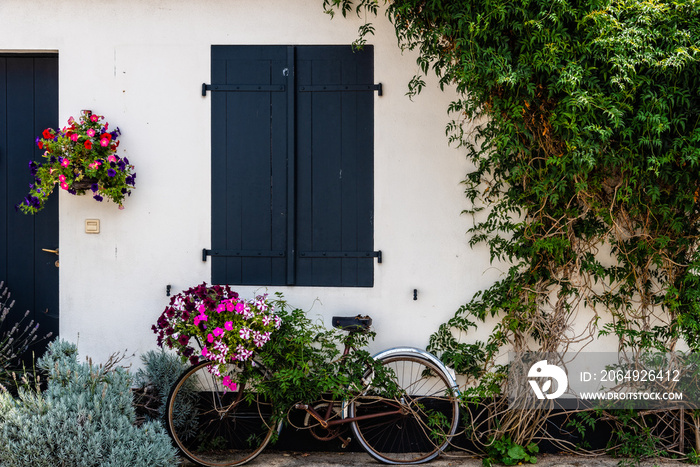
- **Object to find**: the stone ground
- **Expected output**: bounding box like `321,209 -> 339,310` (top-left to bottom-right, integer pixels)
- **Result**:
179,451 -> 685,466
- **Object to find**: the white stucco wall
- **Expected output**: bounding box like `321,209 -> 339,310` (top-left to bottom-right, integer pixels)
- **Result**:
0,0 -> 500,365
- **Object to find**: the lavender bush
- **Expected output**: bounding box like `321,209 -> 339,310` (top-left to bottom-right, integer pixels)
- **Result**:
0,281 -> 52,391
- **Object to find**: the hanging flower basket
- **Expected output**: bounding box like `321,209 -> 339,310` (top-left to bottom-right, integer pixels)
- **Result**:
16,110 -> 136,214
70,177 -> 99,191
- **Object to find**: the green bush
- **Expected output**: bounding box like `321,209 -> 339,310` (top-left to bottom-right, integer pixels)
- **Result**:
133,349 -> 190,426
0,340 -> 177,467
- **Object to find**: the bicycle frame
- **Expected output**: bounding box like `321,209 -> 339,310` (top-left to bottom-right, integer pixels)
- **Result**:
295,337 -> 460,433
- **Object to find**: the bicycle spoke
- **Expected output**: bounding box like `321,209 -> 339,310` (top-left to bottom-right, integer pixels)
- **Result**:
351,354 -> 459,464
166,361 -> 277,466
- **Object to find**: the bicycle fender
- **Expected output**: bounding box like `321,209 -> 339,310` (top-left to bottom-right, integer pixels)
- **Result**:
370,346 -> 460,394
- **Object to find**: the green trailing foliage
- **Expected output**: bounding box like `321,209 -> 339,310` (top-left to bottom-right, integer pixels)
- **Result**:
324,0 -> 700,460
0,340 -> 177,467
255,296 -> 398,424
483,436 -> 539,467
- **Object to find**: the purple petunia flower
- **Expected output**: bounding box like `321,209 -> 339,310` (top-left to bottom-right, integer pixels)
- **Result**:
26,196 -> 41,210
93,194 -> 103,202
29,161 -> 40,176
107,169 -> 116,177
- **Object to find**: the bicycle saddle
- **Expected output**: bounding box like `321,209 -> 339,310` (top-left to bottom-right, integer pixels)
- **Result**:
332,315 -> 372,332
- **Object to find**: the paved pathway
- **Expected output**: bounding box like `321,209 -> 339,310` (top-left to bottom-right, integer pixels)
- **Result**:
180,451 -> 684,466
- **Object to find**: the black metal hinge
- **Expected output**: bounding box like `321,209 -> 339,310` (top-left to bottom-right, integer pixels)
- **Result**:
298,250 -> 382,263
298,83 -> 382,96
202,83 -> 381,96
203,248 -> 382,263
202,249 -> 286,261
201,83 -> 286,96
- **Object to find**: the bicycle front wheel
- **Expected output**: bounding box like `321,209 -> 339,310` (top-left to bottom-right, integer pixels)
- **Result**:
349,353 -> 459,464
165,361 -> 277,466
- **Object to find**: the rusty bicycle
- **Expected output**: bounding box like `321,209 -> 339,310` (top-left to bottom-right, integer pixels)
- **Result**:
165,315 -> 460,466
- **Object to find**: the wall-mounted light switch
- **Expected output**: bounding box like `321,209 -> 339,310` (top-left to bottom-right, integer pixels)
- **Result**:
85,219 -> 100,234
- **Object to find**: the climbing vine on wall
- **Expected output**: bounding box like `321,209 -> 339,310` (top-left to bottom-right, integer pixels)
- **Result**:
324,0 -> 700,457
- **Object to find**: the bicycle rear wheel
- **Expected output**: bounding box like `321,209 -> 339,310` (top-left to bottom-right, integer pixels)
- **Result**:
165,361 -> 277,466
349,352 -> 459,464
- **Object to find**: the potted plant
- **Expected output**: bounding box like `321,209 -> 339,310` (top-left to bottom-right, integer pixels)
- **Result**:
152,283 -> 281,391
16,110 -> 136,214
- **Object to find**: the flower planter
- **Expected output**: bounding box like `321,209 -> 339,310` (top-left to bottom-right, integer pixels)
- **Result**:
71,177 -> 98,191
17,110 -> 136,214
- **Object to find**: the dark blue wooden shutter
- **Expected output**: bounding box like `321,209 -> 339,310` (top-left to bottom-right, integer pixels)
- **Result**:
211,46 -> 288,285
295,46 -> 374,287
210,45 -> 375,287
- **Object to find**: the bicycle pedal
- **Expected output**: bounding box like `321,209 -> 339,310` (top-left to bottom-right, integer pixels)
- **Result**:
341,437 -> 351,448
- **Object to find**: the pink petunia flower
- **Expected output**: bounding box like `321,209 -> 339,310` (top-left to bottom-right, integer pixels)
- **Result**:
100,138 -> 109,147
60,158 -> 70,167
213,327 -> 224,337
222,375 -> 238,392
87,128 -> 96,137
60,182 -> 69,190
70,133 -> 79,142
193,313 -> 208,326
58,174 -> 66,183
225,321 -> 234,331
107,155 -> 117,163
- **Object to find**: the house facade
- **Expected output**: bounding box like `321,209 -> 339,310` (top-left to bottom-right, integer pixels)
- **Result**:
0,0 -> 499,365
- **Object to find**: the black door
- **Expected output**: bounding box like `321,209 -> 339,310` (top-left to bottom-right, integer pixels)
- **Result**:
0,54 -> 59,352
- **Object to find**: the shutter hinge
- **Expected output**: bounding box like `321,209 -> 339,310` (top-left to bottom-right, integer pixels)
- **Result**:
202,83 -> 286,96
298,250 -> 382,263
297,83 -> 382,96
202,249 -> 286,261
